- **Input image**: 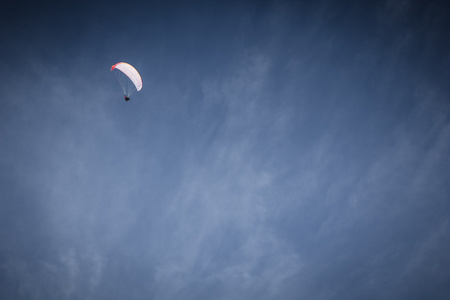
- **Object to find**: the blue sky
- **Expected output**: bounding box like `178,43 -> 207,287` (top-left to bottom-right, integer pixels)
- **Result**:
1,0 -> 450,299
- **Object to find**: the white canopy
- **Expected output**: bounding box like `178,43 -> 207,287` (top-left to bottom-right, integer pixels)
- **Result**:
111,62 -> 143,91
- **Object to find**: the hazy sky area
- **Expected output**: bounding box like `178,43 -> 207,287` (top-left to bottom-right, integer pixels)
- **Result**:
1,0 -> 450,299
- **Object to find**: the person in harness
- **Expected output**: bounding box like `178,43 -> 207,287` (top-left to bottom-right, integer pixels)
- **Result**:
125,96 -> 130,101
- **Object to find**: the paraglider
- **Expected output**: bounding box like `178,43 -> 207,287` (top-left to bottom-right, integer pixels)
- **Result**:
111,62 -> 142,101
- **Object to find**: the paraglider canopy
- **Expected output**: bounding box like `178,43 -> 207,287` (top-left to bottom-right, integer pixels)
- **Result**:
111,62 -> 142,99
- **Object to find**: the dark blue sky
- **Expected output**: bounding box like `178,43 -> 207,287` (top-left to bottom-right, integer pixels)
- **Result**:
1,0 -> 450,299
